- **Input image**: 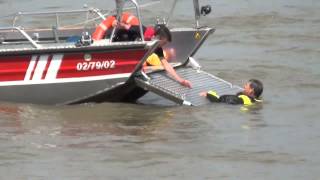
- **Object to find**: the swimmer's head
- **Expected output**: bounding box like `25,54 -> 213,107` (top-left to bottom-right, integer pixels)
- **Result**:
243,79 -> 263,98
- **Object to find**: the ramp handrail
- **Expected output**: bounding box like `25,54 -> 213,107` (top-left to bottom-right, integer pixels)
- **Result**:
0,27 -> 41,48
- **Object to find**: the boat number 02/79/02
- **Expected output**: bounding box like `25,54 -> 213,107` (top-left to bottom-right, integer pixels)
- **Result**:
76,60 -> 116,71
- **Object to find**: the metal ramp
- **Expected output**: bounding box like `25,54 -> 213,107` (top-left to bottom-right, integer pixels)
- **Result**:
135,67 -> 243,106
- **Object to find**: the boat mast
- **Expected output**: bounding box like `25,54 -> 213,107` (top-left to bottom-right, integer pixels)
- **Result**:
165,0 -> 202,28
165,0 -> 178,27
193,0 -> 201,28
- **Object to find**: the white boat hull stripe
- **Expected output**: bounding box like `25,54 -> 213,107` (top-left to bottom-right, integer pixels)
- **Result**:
24,55 -> 38,81
45,54 -> 63,80
0,73 -> 131,86
33,54 -> 49,80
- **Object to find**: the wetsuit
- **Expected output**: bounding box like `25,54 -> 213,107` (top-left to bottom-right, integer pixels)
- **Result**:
207,91 -> 256,105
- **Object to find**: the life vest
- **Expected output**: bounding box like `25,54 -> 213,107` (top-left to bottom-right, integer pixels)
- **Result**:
145,53 -> 162,66
238,94 -> 256,105
92,12 -> 140,41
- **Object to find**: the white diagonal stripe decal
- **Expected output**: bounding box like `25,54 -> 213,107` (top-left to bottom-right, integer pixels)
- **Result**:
45,54 -> 63,80
24,55 -> 38,81
32,54 -> 49,80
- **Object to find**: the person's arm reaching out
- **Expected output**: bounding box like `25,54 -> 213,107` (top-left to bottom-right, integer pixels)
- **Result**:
161,58 -> 192,88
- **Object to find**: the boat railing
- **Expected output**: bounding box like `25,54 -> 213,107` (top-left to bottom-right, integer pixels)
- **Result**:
5,0 -> 210,32
0,26 -> 41,48
10,7 -> 108,29
8,0 -> 145,43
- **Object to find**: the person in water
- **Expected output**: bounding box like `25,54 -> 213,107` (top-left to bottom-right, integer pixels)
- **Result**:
200,79 -> 263,105
109,21 -> 192,88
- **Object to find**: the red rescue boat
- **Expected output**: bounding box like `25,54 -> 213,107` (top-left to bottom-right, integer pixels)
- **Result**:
0,0 -> 221,106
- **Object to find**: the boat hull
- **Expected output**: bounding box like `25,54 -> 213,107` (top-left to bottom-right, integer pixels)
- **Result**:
0,45 -> 154,104
0,27 -> 214,105
0,76 -> 127,104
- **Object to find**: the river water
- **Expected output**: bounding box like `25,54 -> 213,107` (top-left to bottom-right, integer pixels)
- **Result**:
0,0 -> 320,179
